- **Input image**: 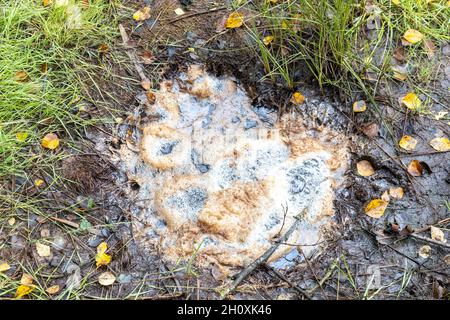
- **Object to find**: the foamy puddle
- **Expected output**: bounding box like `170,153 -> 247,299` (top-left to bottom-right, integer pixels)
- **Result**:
115,66 -> 348,271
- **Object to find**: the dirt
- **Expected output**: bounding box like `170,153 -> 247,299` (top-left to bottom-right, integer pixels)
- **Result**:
2,0 -> 448,300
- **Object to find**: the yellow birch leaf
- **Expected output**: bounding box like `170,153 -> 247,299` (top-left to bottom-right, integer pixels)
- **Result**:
0,262 -> 10,272
43,0 -> 53,6
365,199 -> 388,219
431,226 -> 446,243
15,71 -> 29,82
97,242 -> 107,254
290,92 -> 305,105
20,273 -> 33,286
15,285 -> 34,299
8,217 -> 15,226
389,187 -> 404,199
226,12 -> 244,29
98,271 -> 116,286
429,137 -> 450,152
34,179 -> 44,187
407,160 -> 423,176
133,6 -> 151,22
399,135 -> 417,151
353,100 -> 366,112
263,35 -> 274,46
403,29 -> 424,44
356,160 -> 375,177
41,133 -> 60,150
95,242 -> 111,267
400,92 -> 421,110
46,285 -> 60,295
16,132 -> 28,142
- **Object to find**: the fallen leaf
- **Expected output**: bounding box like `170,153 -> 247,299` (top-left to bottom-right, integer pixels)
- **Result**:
36,242 -> 51,257
444,254 -> 450,265
400,92 -> 421,110
391,65 -> 407,81
407,160 -> 423,176
290,92 -> 305,105
146,91 -> 156,104
15,285 -> 34,299
95,242 -> 111,267
399,225 -> 414,237
225,12 -> 244,29
65,264 -> 81,290
174,8 -> 185,16
140,51 -> 154,64
98,44 -> 109,53
353,100 -> 366,112
20,273 -> 33,286
356,160 -> 375,177
430,226 -> 446,243
434,111 -> 448,120
16,132 -> 28,142
399,135 -> 417,151
393,47 -> 405,62
8,217 -> 15,226
41,133 -> 60,150
43,0 -> 52,6
365,199 -> 388,219
34,179 -> 45,187
403,29 -> 424,44
281,20 -> 289,29
0,262 -> 10,272
263,35 -> 274,46
429,137 -> 450,152
46,285 -> 60,295
423,39 -> 436,58
133,6 -> 151,22
361,122 -> 379,138
15,71 -> 30,82
389,187 -> 404,199
98,271 -> 116,286
418,245 -> 431,258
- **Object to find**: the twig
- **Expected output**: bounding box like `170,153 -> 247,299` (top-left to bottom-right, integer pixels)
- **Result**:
264,264 -> 311,300
408,233 -> 450,250
221,209 -> 307,298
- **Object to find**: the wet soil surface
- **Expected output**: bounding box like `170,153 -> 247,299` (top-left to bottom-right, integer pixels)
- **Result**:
2,0 -> 448,300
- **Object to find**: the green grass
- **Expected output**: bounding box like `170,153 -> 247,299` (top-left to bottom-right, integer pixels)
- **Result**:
0,0 -> 119,179
243,0 -> 449,98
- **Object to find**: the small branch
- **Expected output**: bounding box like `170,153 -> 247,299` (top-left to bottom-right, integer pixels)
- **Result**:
408,233 -> 450,250
221,209 -> 306,299
168,6 -> 227,24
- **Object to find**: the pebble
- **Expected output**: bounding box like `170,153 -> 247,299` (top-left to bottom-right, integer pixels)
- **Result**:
52,235 -> 67,251
87,235 -> 103,247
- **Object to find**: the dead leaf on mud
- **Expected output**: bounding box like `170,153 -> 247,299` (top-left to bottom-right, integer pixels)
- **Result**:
365,199 -> 388,219
352,100 -> 367,112
98,271 -> 116,286
36,242 -> 51,257
95,242 -> 111,267
389,187 -> 404,199
444,254 -> 450,265
430,226 -> 447,243
418,245 -> 431,258
263,35 -> 274,46
393,47 -> 405,62
141,79 -> 151,91
391,65 -> 408,81
407,160 -> 423,176
429,137 -> 450,152
356,160 -> 375,177
424,39 -> 436,58
65,264 -> 81,290
400,92 -> 421,110
361,122 -> 379,138
46,285 -> 60,295
21,273 -> 33,286
399,135 -> 417,151
225,12 -> 244,29
290,92 -> 305,105
402,29 -> 424,45
8,217 -> 15,226
0,262 -> 10,272
14,71 -> 30,82
140,51 -> 154,65
381,191 -> 390,202
133,6 -> 151,22
98,44 -> 109,53
41,133 -> 60,150
15,285 -> 34,299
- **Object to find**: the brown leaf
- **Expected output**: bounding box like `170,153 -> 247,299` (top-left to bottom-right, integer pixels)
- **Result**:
140,51 -> 154,65
407,160 -> 423,176
423,39 -> 436,58
141,79 -> 151,91
361,122 -> 379,138
365,199 -> 388,219
393,47 -> 405,62
389,187 -> 404,199
430,226 -> 446,243
46,285 -> 60,295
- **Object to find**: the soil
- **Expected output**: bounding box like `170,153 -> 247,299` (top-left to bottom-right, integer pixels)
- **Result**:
3,0 -> 448,300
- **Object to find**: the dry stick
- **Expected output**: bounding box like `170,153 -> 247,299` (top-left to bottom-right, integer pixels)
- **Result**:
264,264 -> 311,300
408,233 -> 450,250
221,209 -> 307,298
298,247 -> 328,300
168,6 -> 227,24
118,24 -> 150,84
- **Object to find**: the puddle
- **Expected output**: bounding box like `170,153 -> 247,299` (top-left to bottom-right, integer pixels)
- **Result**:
112,66 -> 349,270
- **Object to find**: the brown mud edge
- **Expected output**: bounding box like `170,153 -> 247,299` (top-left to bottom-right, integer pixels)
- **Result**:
114,65 -> 350,272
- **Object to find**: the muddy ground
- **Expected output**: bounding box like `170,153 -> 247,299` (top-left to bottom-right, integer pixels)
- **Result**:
3,0 -> 449,300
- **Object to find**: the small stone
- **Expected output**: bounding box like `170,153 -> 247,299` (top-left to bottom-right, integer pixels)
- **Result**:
87,235 -> 103,248
51,235 -> 67,251
117,274 -> 133,284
